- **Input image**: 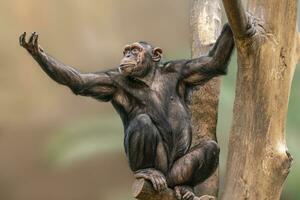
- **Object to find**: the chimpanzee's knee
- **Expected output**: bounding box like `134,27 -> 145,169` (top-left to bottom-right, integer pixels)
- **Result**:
204,140 -> 220,162
192,140 -> 220,185
124,114 -> 159,171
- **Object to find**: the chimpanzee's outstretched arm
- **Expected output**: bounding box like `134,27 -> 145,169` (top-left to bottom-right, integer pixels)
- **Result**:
180,24 -> 234,85
19,32 -> 116,101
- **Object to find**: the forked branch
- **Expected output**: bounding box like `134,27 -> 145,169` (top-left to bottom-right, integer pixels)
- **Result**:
222,0 -> 249,39
132,179 -> 215,200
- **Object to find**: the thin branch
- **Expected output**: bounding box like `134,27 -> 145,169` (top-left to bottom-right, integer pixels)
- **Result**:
222,0 -> 249,39
132,179 -> 215,200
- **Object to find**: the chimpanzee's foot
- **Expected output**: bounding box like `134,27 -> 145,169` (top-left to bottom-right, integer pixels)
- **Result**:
174,185 -> 195,200
134,168 -> 167,192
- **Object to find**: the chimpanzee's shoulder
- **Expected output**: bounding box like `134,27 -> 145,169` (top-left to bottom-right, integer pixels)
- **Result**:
160,59 -> 189,73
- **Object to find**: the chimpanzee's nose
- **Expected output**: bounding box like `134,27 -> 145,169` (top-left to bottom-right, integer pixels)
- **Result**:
126,54 -> 131,58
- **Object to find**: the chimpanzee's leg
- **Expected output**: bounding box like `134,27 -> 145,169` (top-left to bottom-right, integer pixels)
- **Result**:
124,114 -> 158,170
167,140 -> 219,199
124,114 -> 168,191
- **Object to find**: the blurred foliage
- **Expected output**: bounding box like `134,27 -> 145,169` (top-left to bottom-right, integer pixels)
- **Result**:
46,115 -> 123,167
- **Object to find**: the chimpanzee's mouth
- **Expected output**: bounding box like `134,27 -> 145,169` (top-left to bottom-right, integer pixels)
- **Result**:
118,64 -> 136,74
119,63 -> 136,68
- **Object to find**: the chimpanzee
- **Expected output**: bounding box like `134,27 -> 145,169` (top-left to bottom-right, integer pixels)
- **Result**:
19,24 -> 234,200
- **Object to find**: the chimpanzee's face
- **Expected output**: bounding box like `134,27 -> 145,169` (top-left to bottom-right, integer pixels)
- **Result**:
119,42 -> 162,77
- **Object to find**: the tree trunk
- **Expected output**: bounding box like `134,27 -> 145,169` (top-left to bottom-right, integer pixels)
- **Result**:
189,0 -> 223,197
221,0 -> 298,199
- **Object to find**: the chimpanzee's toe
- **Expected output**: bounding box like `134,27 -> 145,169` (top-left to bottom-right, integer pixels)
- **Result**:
174,185 -> 195,200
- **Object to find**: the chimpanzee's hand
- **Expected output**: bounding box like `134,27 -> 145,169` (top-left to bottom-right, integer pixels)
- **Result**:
19,32 -> 45,57
134,168 -> 167,192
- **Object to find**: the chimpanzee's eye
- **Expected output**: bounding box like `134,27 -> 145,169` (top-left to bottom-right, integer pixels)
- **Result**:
123,50 -> 129,56
131,48 -> 140,55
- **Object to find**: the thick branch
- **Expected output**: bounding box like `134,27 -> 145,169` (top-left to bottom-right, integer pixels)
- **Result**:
132,179 -> 215,200
222,0 -> 248,39
221,0 -> 297,199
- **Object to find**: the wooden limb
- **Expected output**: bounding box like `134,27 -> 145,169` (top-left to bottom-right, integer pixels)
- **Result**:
221,0 -> 297,199
222,0 -> 248,39
132,179 -> 216,200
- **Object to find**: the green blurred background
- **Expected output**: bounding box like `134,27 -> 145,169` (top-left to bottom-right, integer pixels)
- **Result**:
0,0 -> 299,200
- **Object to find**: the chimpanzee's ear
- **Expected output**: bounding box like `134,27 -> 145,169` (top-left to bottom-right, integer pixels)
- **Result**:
152,47 -> 163,62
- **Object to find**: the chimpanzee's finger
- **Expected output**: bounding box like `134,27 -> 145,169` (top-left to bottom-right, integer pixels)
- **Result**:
157,178 -> 163,191
165,181 -> 168,189
157,177 -> 167,191
19,32 -> 27,46
155,177 -> 162,191
28,32 -> 36,45
162,177 -> 167,189
182,192 -> 193,200
151,177 -> 158,191
174,187 -> 182,200
33,33 -> 39,50
19,33 -> 23,46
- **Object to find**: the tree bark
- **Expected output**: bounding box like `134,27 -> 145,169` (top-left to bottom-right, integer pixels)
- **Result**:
189,0 -> 223,197
221,0 -> 297,199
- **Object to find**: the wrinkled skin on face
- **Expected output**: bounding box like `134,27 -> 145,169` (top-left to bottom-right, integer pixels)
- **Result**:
119,42 -> 162,77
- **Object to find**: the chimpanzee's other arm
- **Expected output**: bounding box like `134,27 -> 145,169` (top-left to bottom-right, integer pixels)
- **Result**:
19,32 -> 116,101
180,24 -> 234,85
